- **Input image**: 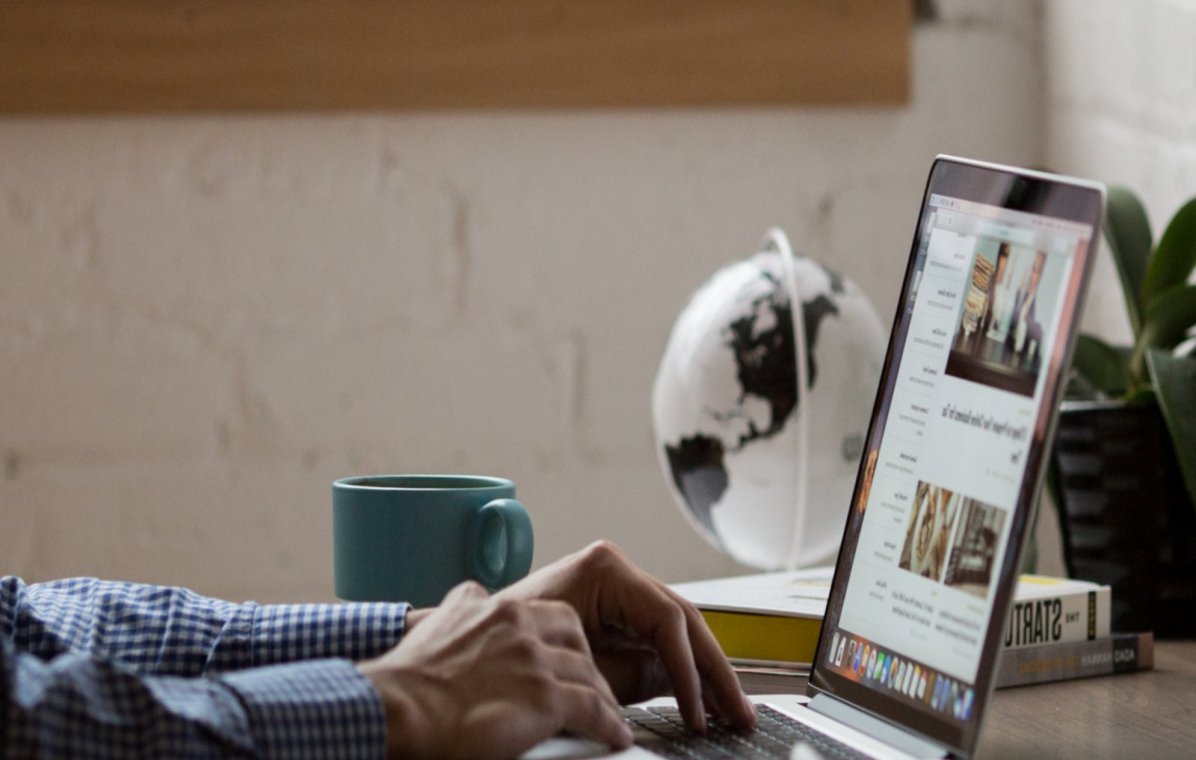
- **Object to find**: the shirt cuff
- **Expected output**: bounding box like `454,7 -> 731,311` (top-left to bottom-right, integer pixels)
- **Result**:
251,601 -> 410,666
222,659 -> 386,760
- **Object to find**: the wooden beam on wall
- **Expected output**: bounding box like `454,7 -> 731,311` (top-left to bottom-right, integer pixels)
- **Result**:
0,0 -> 911,114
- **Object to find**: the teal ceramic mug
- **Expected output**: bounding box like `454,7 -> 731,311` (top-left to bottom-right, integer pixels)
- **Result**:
333,474 -> 534,606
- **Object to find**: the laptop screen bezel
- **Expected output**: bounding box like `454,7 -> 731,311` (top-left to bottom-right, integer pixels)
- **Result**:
807,156 -> 1104,757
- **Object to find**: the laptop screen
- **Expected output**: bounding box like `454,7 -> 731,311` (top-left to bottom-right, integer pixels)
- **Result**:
812,157 -> 1103,756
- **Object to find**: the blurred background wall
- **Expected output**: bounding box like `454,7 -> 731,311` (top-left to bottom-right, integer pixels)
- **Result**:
1,0 -> 1192,602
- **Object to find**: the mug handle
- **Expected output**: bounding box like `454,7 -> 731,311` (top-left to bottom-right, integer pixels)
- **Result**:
470,498 -> 534,590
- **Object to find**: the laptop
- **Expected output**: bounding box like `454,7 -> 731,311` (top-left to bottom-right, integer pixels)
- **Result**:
527,156 -> 1105,760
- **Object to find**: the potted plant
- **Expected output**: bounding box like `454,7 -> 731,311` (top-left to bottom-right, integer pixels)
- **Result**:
1051,186 -> 1196,637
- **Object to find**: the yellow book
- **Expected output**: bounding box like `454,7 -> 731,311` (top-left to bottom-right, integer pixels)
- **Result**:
673,567 -> 831,666
699,609 -> 822,665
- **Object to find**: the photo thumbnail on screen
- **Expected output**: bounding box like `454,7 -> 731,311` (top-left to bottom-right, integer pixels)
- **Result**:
944,240 -> 1065,398
899,480 -> 1008,600
942,497 -> 1007,599
899,481 -> 959,583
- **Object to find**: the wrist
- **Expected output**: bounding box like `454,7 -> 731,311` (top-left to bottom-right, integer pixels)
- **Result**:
358,659 -> 413,759
404,607 -> 433,633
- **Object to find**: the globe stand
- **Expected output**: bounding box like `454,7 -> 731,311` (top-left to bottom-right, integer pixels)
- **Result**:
764,227 -> 811,572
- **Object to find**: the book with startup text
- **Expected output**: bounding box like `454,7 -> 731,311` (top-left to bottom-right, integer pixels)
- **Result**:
1003,574 -> 1112,649
672,568 -> 1111,666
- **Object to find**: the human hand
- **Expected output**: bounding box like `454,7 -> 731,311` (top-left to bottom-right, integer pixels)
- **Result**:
496,541 -> 756,734
357,581 -> 633,759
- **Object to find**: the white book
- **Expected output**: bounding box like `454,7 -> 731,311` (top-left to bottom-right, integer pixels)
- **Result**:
672,568 -> 1111,665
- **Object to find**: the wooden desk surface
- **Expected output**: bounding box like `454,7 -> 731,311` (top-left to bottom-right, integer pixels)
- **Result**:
980,640 -> 1196,758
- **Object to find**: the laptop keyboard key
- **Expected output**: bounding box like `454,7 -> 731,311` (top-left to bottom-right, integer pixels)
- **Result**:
622,704 -> 871,760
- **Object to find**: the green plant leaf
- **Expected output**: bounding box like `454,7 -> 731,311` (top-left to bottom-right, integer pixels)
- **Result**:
1126,386 -> 1157,406
1102,186 -> 1153,335
1137,283 -> 1196,353
1070,333 -> 1131,397
1145,348 -> 1196,507
1142,197 -> 1196,308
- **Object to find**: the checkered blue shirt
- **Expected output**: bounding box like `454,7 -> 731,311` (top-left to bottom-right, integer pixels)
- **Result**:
0,576 -> 408,758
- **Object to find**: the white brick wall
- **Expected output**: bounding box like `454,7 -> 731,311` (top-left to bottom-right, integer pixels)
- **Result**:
0,3 -> 1047,602
1046,0 -> 1196,343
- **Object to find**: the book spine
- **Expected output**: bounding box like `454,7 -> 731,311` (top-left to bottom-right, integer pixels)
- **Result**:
699,610 -> 821,665
994,632 -> 1153,688
1002,585 -> 1111,649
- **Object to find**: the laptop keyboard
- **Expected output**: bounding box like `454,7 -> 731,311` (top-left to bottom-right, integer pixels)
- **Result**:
623,704 -> 871,759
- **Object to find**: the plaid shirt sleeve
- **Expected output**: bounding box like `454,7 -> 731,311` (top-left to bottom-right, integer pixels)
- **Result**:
1,576 -> 409,758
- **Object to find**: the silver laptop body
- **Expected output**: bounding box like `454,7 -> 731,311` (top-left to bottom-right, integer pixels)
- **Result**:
528,156 -> 1105,760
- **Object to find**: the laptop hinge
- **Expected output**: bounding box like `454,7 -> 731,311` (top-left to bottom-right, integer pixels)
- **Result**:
809,694 -> 949,759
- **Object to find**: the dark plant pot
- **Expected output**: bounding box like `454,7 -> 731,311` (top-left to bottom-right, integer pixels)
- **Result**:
1050,400 -> 1196,638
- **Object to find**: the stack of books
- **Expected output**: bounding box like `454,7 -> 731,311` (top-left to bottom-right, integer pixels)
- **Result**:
672,568 -> 1153,694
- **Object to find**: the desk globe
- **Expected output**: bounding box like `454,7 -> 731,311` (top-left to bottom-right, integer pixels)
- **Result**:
652,229 -> 887,569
